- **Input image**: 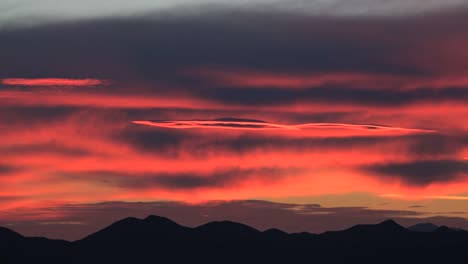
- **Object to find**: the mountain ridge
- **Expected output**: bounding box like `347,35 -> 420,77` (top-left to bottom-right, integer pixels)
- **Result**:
2,215 -> 468,264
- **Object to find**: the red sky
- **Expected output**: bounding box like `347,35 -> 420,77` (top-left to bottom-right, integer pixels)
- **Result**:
0,3 -> 467,239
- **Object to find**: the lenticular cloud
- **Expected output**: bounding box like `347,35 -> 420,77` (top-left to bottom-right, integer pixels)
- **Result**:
133,118 -> 436,134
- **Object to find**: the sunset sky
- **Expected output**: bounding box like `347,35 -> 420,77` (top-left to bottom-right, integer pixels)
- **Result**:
1,0 -> 468,240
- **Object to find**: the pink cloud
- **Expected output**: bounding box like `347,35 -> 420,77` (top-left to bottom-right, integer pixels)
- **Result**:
132,119 -> 436,135
1,78 -> 108,86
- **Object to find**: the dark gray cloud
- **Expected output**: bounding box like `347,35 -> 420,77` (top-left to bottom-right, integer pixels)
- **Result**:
193,135 -> 395,154
365,160 -> 468,186
408,205 -> 425,208
117,127 -> 444,156
0,143 -> 91,157
1,9 -> 467,80
1,9 -> 467,110
2,0 -> 466,28
73,167 -> 304,190
0,106 -> 78,124
116,123 -> 189,157
195,85 -> 468,106
408,134 -> 468,157
0,164 -> 19,175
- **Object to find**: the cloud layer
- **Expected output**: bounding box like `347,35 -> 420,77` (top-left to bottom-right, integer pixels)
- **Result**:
2,0 -> 468,28
0,5 -> 467,224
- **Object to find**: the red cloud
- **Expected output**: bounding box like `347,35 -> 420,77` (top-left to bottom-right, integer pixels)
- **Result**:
0,9 -> 467,223
1,78 -> 107,86
189,68 -> 468,90
132,119 -> 300,131
132,119 -> 436,136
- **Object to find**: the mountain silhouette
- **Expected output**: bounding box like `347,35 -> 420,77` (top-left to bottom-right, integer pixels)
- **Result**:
2,216 -> 468,264
194,220 -> 260,237
408,223 -> 439,232
338,219 -> 407,234
0,227 -> 22,240
77,215 -> 190,248
435,225 -> 457,233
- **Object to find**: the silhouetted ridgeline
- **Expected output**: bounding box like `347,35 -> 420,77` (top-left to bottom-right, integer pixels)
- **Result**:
1,216 -> 468,263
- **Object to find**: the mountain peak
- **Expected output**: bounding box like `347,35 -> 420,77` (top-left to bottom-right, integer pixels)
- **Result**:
196,220 -> 260,236
377,219 -> 407,231
435,226 -> 456,233
0,227 -> 23,239
77,215 -> 187,246
379,219 -> 400,226
142,215 -> 185,230
264,228 -> 288,235
408,223 -> 439,232
263,228 -> 288,238
144,215 -> 175,223
342,219 -> 407,234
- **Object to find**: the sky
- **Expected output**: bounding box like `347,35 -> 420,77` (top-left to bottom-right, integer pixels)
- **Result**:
1,0 -> 468,240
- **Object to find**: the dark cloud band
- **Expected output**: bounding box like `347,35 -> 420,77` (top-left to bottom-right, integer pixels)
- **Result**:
365,160 -> 468,186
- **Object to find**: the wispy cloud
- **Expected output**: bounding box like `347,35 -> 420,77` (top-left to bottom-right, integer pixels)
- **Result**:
133,118 -> 436,134
190,69 -> 468,90
1,78 -> 107,86
132,118 -> 299,131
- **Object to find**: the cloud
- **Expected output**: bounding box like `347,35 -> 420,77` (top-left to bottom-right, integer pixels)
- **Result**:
2,9 -> 468,79
116,123 -> 424,159
408,134 -> 468,158
0,164 -> 18,175
1,78 -> 107,86
0,106 -> 79,125
0,196 -> 25,202
2,87 -> 467,112
194,85 -> 468,107
69,167 -> 304,190
133,119 -> 436,135
0,106 -> 464,208
365,160 -> 468,186
0,142 -> 91,157
132,118 -> 298,130
118,129 -> 392,156
296,123 -> 436,133
190,69 -> 468,90
0,5 -> 467,215
2,0 -> 467,28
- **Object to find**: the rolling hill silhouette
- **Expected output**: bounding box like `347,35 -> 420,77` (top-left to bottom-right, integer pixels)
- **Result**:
2,216 -> 468,263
